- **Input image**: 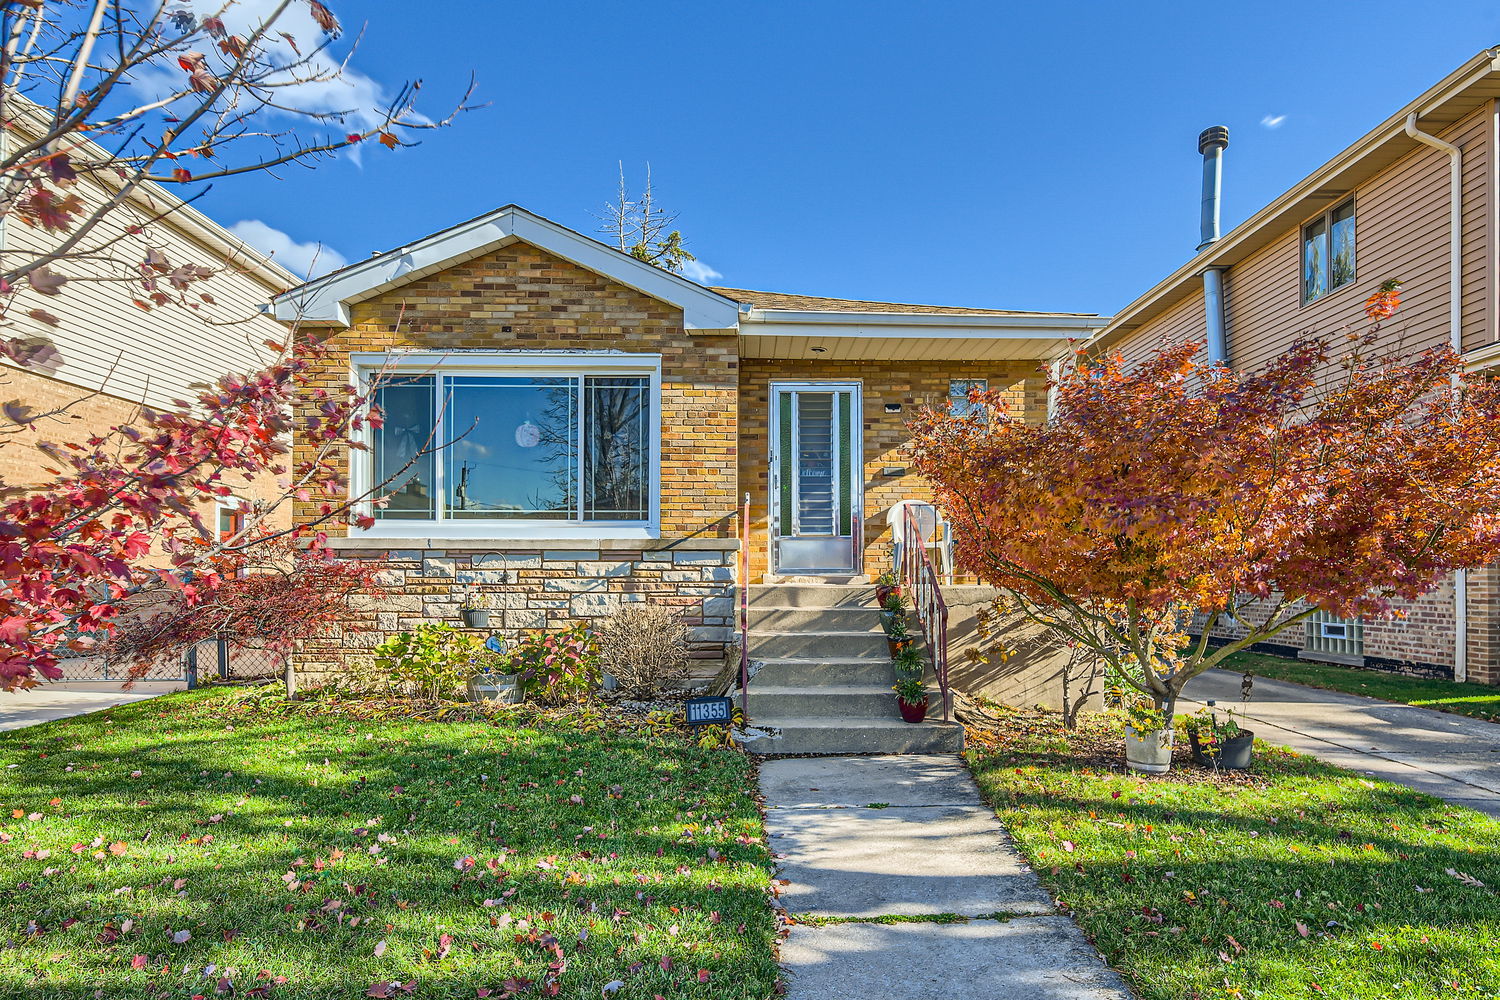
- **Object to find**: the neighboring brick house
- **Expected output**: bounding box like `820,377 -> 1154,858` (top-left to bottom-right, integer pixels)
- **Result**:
271,207 -> 1105,673
1080,48 -> 1500,684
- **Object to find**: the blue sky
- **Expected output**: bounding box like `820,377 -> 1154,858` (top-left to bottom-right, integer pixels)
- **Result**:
193,0 -> 1500,317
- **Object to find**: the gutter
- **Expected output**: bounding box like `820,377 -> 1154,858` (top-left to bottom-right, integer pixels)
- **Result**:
1403,111 -> 1468,682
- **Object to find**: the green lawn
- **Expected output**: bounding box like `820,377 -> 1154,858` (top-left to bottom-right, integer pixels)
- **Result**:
1221,650 -> 1500,722
966,707 -> 1500,1000
0,688 -> 779,1000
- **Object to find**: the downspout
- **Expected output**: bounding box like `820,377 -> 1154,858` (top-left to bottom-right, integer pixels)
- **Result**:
1197,126 -> 1231,365
1404,112 -> 1467,681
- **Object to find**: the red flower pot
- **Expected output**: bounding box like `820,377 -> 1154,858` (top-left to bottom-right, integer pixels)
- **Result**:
898,698 -> 929,723
875,583 -> 902,605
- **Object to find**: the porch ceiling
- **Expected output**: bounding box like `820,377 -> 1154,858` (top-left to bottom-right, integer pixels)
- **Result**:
739,332 -> 1074,361
738,309 -> 1109,361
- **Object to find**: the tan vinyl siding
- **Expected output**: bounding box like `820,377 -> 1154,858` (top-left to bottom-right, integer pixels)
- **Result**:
1,171 -> 294,410
1110,105 -> 1494,372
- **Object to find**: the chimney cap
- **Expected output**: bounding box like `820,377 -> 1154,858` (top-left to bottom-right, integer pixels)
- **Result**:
1198,126 -> 1230,154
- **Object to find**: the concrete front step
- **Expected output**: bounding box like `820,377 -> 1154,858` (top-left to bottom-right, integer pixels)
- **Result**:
741,717 -> 965,755
747,684 -> 901,719
751,629 -> 895,660
747,605 -> 883,631
748,584 -> 876,609
753,657 -> 896,687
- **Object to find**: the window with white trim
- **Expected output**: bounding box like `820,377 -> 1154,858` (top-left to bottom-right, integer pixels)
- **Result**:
360,354 -> 660,533
1302,199 -> 1356,305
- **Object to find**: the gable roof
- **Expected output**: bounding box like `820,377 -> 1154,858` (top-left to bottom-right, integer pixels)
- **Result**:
711,287 -> 1097,318
1086,47 -> 1500,355
271,205 -> 743,329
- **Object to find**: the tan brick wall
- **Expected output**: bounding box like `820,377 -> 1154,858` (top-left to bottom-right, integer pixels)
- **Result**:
288,242 -> 741,676
292,242 -> 739,539
1,364 -> 290,539
737,358 -> 1049,581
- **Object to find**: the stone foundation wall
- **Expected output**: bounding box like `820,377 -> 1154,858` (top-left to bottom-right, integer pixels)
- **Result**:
294,540 -> 739,681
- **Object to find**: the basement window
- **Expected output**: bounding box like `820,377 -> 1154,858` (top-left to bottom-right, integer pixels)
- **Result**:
1305,610 -> 1364,658
1302,199 -> 1356,305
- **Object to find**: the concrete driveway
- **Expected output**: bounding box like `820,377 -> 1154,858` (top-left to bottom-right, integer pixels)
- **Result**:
0,681 -> 183,733
1182,669 -> 1500,817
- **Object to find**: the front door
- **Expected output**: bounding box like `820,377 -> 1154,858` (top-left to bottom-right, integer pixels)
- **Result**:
769,382 -> 862,575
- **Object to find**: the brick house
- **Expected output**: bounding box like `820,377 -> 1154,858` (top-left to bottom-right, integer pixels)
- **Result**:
272,206 -> 1105,676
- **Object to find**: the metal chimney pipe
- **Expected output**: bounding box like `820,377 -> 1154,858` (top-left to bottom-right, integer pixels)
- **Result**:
1197,126 -> 1230,250
1197,125 -> 1231,365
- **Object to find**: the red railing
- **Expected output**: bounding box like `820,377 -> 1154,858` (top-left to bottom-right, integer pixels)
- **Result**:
738,492 -> 751,718
899,504 -> 951,722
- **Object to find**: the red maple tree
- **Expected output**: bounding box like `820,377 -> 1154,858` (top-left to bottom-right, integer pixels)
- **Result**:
906,285 -> 1500,713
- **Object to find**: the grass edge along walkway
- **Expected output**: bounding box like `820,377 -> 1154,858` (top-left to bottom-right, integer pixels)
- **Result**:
0,687 -> 781,1000
1218,650 -> 1500,723
964,707 -> 1500,1000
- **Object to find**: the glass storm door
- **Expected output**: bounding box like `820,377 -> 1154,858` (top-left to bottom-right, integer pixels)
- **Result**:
770,382 -> 862,574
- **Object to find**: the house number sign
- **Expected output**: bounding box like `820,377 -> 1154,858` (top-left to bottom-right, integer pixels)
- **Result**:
685,696 -> 733,727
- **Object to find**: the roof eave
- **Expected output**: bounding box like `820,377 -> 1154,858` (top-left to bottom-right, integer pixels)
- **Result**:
1086,47 -> 1500,355
271,205 -> 742,330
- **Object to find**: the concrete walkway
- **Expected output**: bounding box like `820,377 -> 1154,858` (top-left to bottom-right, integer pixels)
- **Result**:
762,755 -> 1131,1000
0,681 -> 181,732
1182,669 -> 1500,817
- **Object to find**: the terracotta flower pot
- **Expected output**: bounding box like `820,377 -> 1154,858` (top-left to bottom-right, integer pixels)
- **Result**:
887,637 -> 912,657
898,697 -> 928,723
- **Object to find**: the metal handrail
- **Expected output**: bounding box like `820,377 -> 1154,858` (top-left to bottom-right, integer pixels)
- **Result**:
899,504 -> 951,722
739,492 -> 751,718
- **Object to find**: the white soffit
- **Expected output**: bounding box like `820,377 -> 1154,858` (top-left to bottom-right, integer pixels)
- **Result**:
271,205 -> 742,330
739,309 -> 1109,360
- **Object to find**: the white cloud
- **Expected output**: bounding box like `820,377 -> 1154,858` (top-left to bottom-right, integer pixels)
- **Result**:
1261,114 -> 1287,129
680,259 -> 723,285
124,1 -> 403,165
227,219 -> 346,278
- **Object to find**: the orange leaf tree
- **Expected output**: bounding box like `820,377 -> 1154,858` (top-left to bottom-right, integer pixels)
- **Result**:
906,293 -> 1500,715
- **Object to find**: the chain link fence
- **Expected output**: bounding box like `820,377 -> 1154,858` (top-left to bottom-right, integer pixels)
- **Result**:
53,640 -> 284,685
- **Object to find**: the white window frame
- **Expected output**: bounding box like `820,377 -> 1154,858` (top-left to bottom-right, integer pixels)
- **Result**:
348,351 -> 663,540
1301,197 -> 1356,306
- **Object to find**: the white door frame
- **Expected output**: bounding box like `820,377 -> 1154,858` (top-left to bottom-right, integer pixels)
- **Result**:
768,380 -> 864,576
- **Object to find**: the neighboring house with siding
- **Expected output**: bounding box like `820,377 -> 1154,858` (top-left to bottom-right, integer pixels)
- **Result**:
270,206 -> 1105,676
0,126 -> 300,527
1080,47 -> 1500,685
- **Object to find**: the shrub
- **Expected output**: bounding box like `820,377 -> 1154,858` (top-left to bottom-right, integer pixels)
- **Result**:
593,603 -> 691,698
369,623 -> 489,702
510,622 -> 600,705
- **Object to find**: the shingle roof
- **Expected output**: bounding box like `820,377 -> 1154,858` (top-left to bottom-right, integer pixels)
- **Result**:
710,287 -> 1098,318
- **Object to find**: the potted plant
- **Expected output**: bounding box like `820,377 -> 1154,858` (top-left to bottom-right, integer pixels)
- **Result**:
878,592 -> 909,632
1187,701 -> 1254,770
884,616 -> 914,656
1122,699 -> 1174,774
894,675 -> 929,723
893,645 -> 926,680
874,572 -> 902,606
460,592 -> 491,629
466,640 -> 523,704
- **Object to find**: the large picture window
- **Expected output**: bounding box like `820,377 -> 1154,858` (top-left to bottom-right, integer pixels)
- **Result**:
362,355 -> 658,532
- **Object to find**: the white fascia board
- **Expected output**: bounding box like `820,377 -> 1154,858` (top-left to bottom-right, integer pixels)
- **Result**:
742,310 -> 1110,341
272,206 -> 742,330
